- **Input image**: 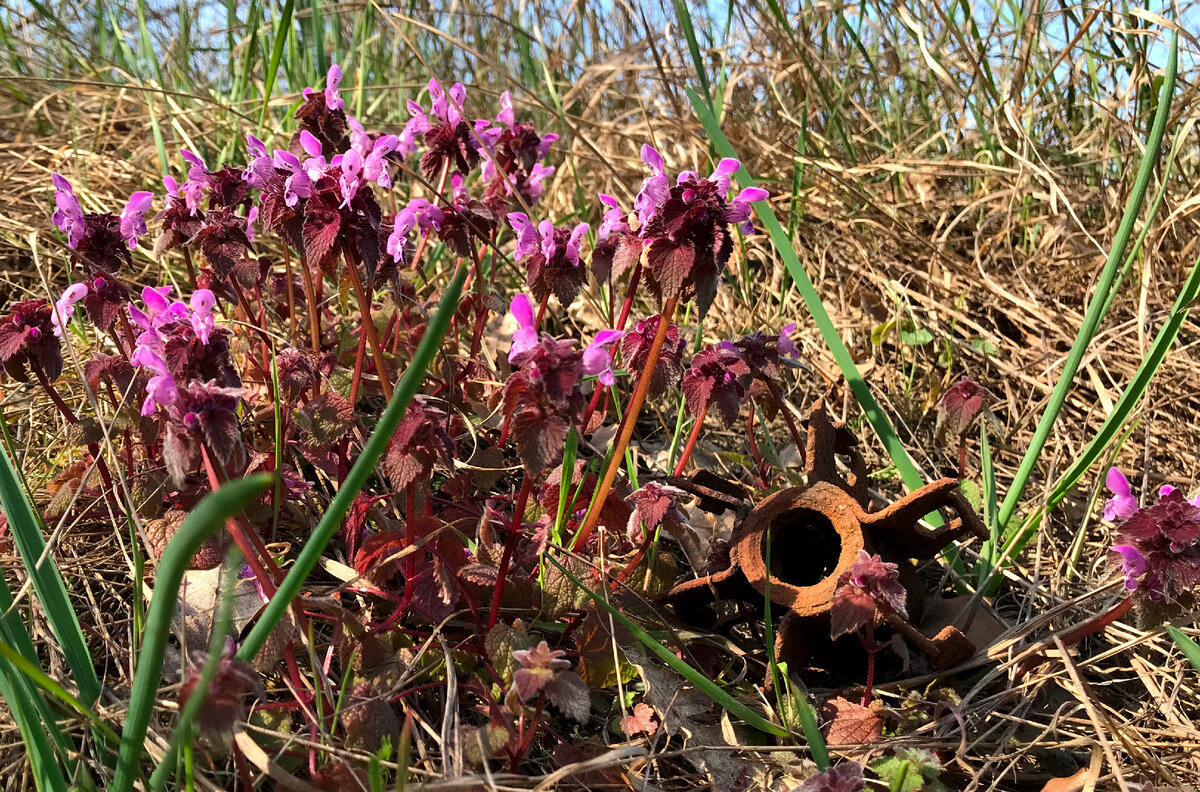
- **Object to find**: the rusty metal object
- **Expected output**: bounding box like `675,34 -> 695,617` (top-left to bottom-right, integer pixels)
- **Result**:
665,398 -> 988,671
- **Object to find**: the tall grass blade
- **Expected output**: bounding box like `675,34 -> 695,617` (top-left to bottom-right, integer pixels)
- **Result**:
237,263 -> 468,662
259,0 -> 297,130
688,87 -> 927,494
996,29 -> 1178,534
670,0 -> 712,108
0,639 -> 120,744
0,444 -> 100,705
111,474 -> 274,792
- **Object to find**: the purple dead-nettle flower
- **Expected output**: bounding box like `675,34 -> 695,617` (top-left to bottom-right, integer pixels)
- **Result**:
179,637 -> 262,742
635,150 -> 767,317
582,330 -> 624,386
271,149 -> 313,208
407,198 -> 445,233
337,147 -> 364,206
243,134 -> 275,190
386,206 -> 416,266
1108,487 -> 1200,602
507,293 -> 539,363
130,345 -> 178,416
830,550 -> 908,639
191,289 -> 216,345
502,336 -> 586,473
245,205 -> 258,244
362,134 -> 398,189
507,213 -> 590,306
128,286 -> 191,336
626,481 -> 689,540
302,63 -> 345,112
51,283 -> 88,337
725,323 -> 802,382
597,194 -> 630,240
180,149 -> 212,214
778,322 -> 800,359
406,78 -> 480,179
476,91 -> 559,207
119,191 -> 154,249
1111,545 -> 1149,592
347,117 -> 373,154
1104,468 -> 1140,523
633,144 -> 670,227
51,174 -> 86,249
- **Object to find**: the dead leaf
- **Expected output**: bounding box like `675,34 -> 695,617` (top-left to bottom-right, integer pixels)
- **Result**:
1039,768 -> 1088,792
822,696 -> 883,746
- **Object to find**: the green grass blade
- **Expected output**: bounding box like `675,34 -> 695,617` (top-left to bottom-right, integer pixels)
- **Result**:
148,552 -> 242,791
0,665 -> 69,792
0,444 -> 100,705
259,0 -> 296,131
671,0 -> 712,108
996,30 -> 1178,533
111,474 -> 274,792
687,87 -> 927,494
237,262 -> 468,663
1166,625 -> 1200,672
545,554 -> 788,738
0,639 -> 120,745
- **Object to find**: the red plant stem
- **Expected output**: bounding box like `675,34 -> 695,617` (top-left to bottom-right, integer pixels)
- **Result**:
1015,595 -> 1134,680
408,160 -> 451,271
181,247 -> 197,288
764,379 -> 807,466
673,404 -> 708,477
199,445 -> 281,595
957,436 -> 969,480
534,292 -> 550,327
580,383 -> 607,432
614,262 -> 642,332
862,623 -> 877,707
283,244 -> 298,341
32,366 -> 121,498
613,528 -> 656,589
573,296 -> 679,552
746,406 -> 768,487
232,743 -> 255,791
342,243 -> 394,401
511,693 -> 547,768
298,252 -> 322,356
489,475 -> 534,629
1059,595 -> 1134,647
348,322 -> 368,406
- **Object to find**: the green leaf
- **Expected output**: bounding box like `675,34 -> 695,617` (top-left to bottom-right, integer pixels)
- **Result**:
1166,625 -> 1200,672
898,325 -> 933,347
871,749 -> 947,792
870,320 -> 895,345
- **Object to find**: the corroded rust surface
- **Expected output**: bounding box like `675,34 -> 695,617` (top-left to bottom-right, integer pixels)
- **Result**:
664,398 -> 989,670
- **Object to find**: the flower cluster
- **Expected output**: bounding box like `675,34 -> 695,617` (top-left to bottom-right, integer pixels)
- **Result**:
1103,468 -> 1200,602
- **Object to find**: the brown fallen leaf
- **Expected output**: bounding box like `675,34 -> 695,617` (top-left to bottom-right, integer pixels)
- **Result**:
1039,767 -> 1088,792
822,696 -> 883,746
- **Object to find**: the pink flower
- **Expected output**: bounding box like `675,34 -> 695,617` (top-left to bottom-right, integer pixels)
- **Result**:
1111,544 -> 1148,591
582,330 -> 624,386
507,294 -> 538,363
130,345 -> 177,416
119,191 -> 154,249
50,283 -> 88,337
190,289 -> 216,344
1104,468 -> 1139,522
50,174 -> 85,249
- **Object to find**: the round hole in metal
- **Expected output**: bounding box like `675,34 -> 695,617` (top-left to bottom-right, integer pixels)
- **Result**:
765,508 -> 842,587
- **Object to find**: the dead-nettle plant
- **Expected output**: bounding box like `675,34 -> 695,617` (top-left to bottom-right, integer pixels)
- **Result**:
14,60 -> 839,781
